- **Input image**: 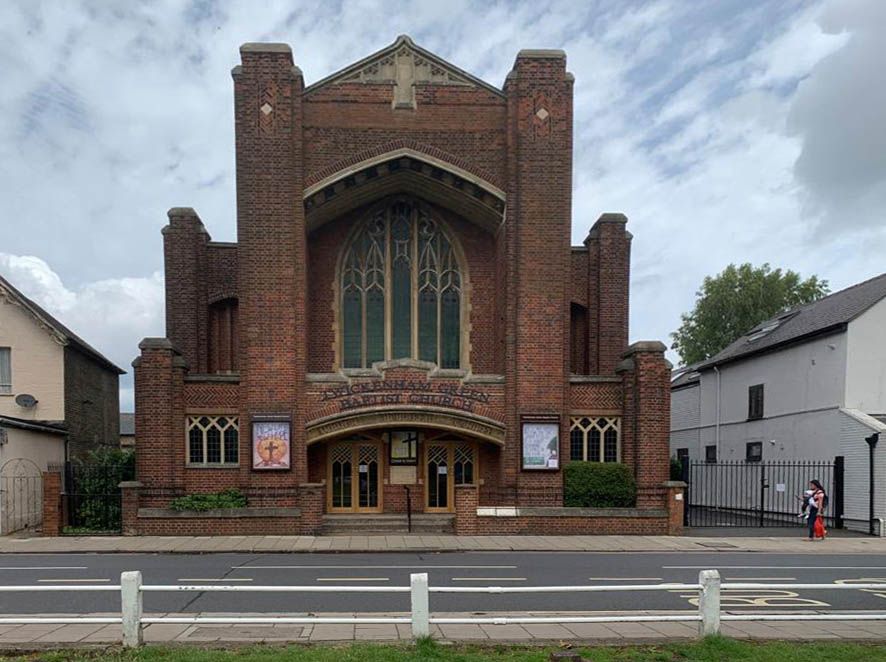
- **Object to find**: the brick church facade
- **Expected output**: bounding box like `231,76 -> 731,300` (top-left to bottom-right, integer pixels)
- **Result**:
128,36 -> 676,536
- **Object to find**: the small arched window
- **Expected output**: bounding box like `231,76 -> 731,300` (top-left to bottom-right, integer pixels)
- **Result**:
340,199 -> 463,369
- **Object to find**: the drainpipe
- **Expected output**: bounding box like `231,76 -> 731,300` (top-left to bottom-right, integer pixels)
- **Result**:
713,366 -> 721,457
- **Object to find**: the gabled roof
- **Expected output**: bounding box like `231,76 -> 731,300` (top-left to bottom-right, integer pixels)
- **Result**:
120,412 -> 135,436
0,274 -> 125,375
671,364 -> 701,389
698,272 -> 886,370
304,34 -> 504,98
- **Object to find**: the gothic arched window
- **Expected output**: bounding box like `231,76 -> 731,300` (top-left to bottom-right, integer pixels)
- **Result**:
340,199 -> 463,369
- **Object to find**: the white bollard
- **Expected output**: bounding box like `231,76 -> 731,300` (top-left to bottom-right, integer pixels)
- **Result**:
698,569 -> 721,637
410,572 -> 430,639
121,571 -> 143,648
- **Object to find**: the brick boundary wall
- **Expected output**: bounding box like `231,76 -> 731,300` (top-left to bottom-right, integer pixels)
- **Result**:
116,480 -> 327,536
41,471 -> 62,537
456,481 -> 685,536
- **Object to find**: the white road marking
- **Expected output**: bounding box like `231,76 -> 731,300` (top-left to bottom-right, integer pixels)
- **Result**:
587,577 -> 663,581
178,578 -> 253,582
37,578 -> 110,583
0,567 -> 88,571
316,577 -> 390,582
664,566 -> 886,570
239,565 -> 517,570
723,577 -> 797,581
452,577 -> 527,582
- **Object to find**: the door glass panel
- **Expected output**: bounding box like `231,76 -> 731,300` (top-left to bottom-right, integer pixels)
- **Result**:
330,445 -> 352,509
427,445 -> 449,509
454,444 -> 474,485
358,445 -> 379,509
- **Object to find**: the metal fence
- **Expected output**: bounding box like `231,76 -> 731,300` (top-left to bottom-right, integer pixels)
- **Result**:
63,459 -> 135,533
682,459 -> 844,528
2,571 -> 886,648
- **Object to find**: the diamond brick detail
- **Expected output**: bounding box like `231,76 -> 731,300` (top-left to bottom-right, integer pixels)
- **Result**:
260,103 -> 273,115
535,107 -> 549,121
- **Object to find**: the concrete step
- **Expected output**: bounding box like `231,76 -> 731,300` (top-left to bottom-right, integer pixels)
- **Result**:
320,513 -> 454,535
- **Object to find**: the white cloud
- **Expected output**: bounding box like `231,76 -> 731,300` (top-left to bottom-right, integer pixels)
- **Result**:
0,0 -> 883,381
0,253 -> 164,410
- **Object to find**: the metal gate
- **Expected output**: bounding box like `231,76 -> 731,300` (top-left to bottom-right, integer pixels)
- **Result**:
64,459 -> 134,533
682,458 -> 844,529
0,458 -> 43,535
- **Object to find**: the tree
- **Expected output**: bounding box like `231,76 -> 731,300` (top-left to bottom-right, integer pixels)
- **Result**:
671,263 -> 829,365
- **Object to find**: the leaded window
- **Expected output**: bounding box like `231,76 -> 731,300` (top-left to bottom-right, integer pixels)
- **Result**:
340,199 -> 463,369
569,417 -> 621,463
187,416 -> 239,466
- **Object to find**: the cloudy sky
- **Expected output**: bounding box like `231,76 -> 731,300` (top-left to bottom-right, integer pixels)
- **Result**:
1,0 -> 884,410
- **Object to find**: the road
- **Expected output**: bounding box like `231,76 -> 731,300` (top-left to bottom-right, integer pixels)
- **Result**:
2,551 -> 886,614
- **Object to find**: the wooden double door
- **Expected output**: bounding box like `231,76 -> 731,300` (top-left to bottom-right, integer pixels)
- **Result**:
327,441 -> 383,513
425,441 -> 476,513
325,438 -> 477,514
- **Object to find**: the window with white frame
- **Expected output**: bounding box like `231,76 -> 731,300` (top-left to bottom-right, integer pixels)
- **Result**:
569,416 -> 621,462
187,416 -> 239,466
0,348 -> 10,395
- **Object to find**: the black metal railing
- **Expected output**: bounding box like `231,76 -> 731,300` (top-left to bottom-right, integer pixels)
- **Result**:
63,459 -> 135,534
682,458 -> 843,529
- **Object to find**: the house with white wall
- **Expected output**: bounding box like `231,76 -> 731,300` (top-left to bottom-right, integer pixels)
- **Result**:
0,274 -> 124,534
670,272 -> 886,533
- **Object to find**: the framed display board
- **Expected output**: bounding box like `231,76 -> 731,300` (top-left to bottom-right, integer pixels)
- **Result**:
252,419 -> 291,471
388,429 -> 419,466
521,417 -> 560,471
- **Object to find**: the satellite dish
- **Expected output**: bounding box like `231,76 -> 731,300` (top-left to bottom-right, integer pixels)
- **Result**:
14,394 -> 38,408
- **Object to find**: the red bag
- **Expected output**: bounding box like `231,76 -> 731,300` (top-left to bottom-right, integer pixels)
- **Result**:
814,515 -> 826,539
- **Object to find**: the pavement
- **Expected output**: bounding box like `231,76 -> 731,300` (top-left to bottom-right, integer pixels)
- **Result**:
1,533 -> 884,554
3,611 -> 886,647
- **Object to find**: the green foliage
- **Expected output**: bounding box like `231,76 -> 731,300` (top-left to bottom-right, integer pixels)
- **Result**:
25,639 -> 886,661
69,447 -> 135,532
169,488 -> 247,512
670,456 -> 684,481
564,462 -> 637,508
671,263 -> 829,365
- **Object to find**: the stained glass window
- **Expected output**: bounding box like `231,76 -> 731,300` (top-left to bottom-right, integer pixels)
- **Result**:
340,199 -> 463,368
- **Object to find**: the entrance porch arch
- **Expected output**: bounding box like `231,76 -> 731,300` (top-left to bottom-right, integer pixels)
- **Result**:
305,406 -> 506,446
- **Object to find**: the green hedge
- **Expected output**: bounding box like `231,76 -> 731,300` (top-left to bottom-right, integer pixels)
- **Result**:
169,489 -> 247,512
563,462 -> 637,508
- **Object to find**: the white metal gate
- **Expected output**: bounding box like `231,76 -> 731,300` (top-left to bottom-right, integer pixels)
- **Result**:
0,458 -> 43,535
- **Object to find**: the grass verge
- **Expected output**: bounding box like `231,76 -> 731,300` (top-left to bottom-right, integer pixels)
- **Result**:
2,637 -> 886,661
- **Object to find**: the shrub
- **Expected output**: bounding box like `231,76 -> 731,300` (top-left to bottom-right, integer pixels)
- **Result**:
170,489 -> 247,512
670,456 -> 685,481
69,447 -> 136,532
563,462 -> 636,508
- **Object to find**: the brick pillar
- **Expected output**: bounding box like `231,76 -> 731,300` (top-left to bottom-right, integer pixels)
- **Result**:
162,208 -> 209,371
298,483 -> 324,535
503,49 -> 574,495
455,484 -> 479,535
233,44 -> 307,489
617,341 -> 671,508
664,480 -> 686,536
41,471 -> 62,537
119,481 -> 142,536
134,338 -> 187,496
585,213 -> 631,374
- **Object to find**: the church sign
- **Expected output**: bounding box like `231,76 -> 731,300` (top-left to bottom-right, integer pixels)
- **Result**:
252,420 -> 291,471
320,380 -> 491,414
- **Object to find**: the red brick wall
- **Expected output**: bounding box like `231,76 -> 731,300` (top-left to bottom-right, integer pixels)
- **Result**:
475,514 -> 669,535
41,471 -> 62,536
132,40 -> 671,534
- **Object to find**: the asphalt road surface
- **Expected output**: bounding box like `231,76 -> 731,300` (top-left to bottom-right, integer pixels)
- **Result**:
2,551 -> 886,614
